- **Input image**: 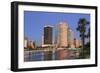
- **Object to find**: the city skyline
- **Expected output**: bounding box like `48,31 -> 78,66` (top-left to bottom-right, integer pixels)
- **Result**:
24,11 -> 90,46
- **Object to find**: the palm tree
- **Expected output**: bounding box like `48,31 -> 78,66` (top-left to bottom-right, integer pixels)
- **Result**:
86,27 -> 90,57
76,18 -> 89,58
87,28 -> 90,43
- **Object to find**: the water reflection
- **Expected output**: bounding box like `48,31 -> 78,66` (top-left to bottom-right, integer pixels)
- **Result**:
24,48 -> 82,62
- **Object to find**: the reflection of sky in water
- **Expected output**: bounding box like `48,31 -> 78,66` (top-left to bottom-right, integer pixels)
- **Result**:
24,49 -> 83,61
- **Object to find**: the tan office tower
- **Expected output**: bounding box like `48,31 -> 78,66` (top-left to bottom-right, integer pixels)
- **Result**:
74,39 -> 80,48
57,22 -> 68,48
75,39 -> 80,48
68,28 -> 75,48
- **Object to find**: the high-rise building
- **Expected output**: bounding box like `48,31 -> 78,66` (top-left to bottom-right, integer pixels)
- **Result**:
42,25 -> 53,60
30,41 -> 36,49
24,37 -> 28,49
56,22 -> 68,48
42,25 -> 53,47
27,40 -> 31,49
76,39 -> 80,48
27,40 -> 36,49
79,39 -> 82,47
68,28 -> 75,48
74,39 -> 80,48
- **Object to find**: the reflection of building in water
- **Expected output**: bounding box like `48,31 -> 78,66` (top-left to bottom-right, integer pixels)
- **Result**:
42,25 -> 53,47
44,51 -> 52,60
58,49 -> 70,60
56,22 -> 68,48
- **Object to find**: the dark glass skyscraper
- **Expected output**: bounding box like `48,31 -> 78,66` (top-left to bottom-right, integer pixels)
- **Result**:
44,26 -> 53,45
43,26 -> 53,60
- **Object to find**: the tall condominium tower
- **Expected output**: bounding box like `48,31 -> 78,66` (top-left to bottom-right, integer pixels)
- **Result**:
75,39 -> 80,48
68,28 -> 75,48
74,38 -> 80,48
42,25 -> 53,47
56,22 -> 68,48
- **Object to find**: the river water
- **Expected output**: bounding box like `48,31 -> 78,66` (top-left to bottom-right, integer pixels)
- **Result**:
24,48 -> 81,62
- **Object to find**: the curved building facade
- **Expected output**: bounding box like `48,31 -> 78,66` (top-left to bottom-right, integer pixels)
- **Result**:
68,28 -> 75,48
57,22 -> 68,48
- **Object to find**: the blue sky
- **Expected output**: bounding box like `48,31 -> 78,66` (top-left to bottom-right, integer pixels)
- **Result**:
24,11 -> 90,46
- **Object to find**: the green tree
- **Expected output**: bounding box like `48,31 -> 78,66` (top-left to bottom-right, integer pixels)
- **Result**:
76,18 -> 89,58
86,28 -> 90,44
85,27 -> 90,58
